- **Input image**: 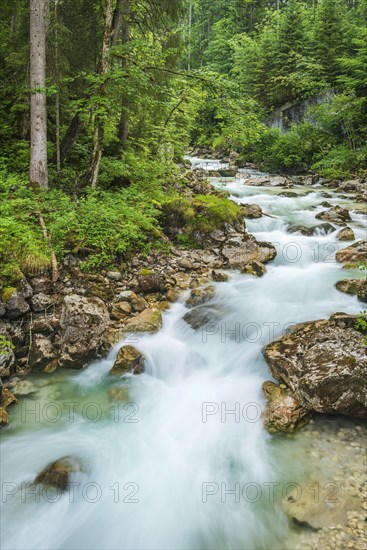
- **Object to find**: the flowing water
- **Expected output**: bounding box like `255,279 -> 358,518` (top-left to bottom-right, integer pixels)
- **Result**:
1,159 -> 366,550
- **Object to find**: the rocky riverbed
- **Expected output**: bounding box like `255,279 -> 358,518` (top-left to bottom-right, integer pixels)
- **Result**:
0,156 -> 366,550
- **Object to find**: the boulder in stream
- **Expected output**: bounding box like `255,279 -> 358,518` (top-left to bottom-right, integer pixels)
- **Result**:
335,278 -> 367,303
263,313 -> 367,418
241,260 -> 266,277
335,240 -> 367,263
35,457 -> 84,492
337,226 -> 355,241
110,345 -> 145,375
241,204 -> 263,219
315,205 -> 351,225
185,286 -> 215,307
222,234 -> 276,270
262,381 -> 311,433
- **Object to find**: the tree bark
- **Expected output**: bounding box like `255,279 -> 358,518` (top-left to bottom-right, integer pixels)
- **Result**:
87,0 -> 116,187
117,0 -> 130,146
30,0 -> 48,189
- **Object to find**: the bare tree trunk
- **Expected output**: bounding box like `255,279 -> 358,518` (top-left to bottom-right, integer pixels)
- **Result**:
30,0 -> 48,189
88,0 -> 116,188
54,0 -> 61,175
117,0 -> 130,146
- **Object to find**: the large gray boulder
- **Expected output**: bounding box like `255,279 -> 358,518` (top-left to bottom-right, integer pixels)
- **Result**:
263,313 -> 367,419
59,295 -> 109,369
222,234 -> 276,270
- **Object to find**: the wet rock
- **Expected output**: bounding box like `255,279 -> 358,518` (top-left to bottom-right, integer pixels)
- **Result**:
335,279 -> 367,303
4,291 -> 30,320
244,176 -> 271,186
34,457 -> 84,492
114,291 -> 147,313
31,293 -> 56,313
211,270 -> 229,282
263,313 -> 367,418
219,169 -> 238,177
315,206 -> 351,225
185,286 -> 215,307
110,345 -> 145,375
0,301 -> 5,318
30,335 -> 58,372
0,408 -> 9,427
122,308 -> 162,333
279,191 -> 298,198
241,204 -> 263,219
283,481 -> 362,530
166,289 -> 179,302
59,295 -> 109,369
137,273 -> 166,293
183,305 -> 221,330
241,260 -> 266,277
337,227 -> 355,241
262,381 -> 311,433
8,379 -> 37,397
222,235 -> 276,270
0,388 -> 17,428
336,241 -> 367,263
111,301 -> 132,319
0,327 -> 15,377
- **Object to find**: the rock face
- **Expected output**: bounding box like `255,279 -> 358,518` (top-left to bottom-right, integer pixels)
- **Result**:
59,295 -> 109,369
30,335 -> 58,372
263,313 -> 367,418
222,234 -> 276,270
336,240 -> 367,263
35,457 -> 84,492
4,291 -> 30,320
262,381 -> 311,433
315,205 -> 351,225
337,226 -> 355,241
110,345 -> 145,375
241,204 -> 263,219
335,278 -> 367,303
31,293 -> 56,313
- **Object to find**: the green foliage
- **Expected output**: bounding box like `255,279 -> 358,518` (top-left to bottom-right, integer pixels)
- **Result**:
162,193 -> 242,245
0,170 -> 51,285
0,334 -> 14,354
355,311 -> 367,346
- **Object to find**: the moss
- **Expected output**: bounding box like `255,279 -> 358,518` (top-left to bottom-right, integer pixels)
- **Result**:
139,268 -> 153,276
2,287 -> 16,303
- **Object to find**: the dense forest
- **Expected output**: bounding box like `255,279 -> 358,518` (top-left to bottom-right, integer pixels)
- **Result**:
0,0 -> 366,283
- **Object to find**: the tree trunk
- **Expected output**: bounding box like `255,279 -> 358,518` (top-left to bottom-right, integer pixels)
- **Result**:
30,0 -> 48,189
54,0 -> 61,175
117,0 -> 130,146
88,0 -> 116,187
